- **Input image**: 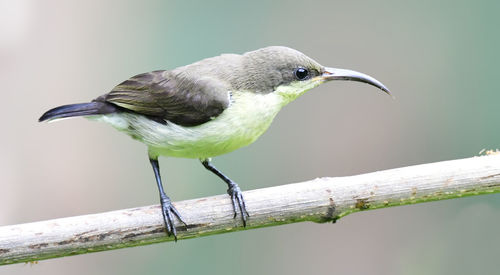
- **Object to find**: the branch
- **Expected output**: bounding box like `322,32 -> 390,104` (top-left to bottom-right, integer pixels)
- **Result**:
1,155 -> 500,265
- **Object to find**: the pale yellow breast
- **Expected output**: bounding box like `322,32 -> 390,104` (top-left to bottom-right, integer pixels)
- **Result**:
99,91 -> 287,159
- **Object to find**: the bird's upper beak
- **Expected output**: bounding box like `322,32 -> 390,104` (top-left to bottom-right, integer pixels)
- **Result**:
321,67 -> 391,96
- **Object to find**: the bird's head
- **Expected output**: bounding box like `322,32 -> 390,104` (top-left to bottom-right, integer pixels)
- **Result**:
236,46 -> 390,104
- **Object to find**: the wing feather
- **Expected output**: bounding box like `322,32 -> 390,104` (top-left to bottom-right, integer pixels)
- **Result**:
97,71 -> 230,126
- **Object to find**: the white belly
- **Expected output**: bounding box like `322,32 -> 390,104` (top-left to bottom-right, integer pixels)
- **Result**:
93,91 -> 286,159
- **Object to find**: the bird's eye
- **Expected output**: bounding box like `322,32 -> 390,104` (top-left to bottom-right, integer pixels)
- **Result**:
294,67 -> 309,80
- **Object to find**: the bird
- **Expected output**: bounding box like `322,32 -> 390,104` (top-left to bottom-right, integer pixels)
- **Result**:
39,46 -> 390,240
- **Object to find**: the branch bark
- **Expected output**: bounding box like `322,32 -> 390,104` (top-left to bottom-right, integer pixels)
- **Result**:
1,155 -> 500,265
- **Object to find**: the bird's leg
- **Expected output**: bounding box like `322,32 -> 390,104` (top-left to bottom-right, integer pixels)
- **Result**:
200,159 -> 250,226
149,157 -> 187,240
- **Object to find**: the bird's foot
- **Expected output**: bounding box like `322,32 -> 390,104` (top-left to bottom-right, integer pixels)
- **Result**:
227,182 -> 250,226
160,196 -> 187,241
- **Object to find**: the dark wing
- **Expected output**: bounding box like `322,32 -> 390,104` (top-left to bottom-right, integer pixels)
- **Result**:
97,70 -> 230,126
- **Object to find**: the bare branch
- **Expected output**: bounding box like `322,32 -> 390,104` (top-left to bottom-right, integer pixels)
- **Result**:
1,155 -> 500,265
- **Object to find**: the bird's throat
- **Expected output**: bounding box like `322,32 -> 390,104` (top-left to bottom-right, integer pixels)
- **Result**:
274,78 -> 324,104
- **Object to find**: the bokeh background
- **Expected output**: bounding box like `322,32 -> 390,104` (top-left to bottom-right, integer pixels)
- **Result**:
1,0 -> 499,274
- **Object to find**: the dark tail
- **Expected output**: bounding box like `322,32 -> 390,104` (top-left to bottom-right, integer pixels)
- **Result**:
39,101 -> 117,122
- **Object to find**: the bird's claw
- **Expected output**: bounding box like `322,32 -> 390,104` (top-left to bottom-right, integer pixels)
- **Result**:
227,183 -> 250,226
160,197 -> 187,241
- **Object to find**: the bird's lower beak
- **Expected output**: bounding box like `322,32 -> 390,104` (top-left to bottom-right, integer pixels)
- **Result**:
321,67 -> 391,96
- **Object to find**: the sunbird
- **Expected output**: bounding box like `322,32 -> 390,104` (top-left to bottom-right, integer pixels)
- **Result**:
40,46 -> 390,240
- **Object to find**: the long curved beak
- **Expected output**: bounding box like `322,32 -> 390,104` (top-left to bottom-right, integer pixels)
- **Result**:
322,67 -> 391,96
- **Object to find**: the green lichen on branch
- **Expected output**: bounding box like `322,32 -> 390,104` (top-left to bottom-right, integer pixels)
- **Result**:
334,181 -> 500,221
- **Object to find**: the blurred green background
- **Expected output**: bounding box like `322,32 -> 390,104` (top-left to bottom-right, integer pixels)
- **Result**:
1,0 -> 499,274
